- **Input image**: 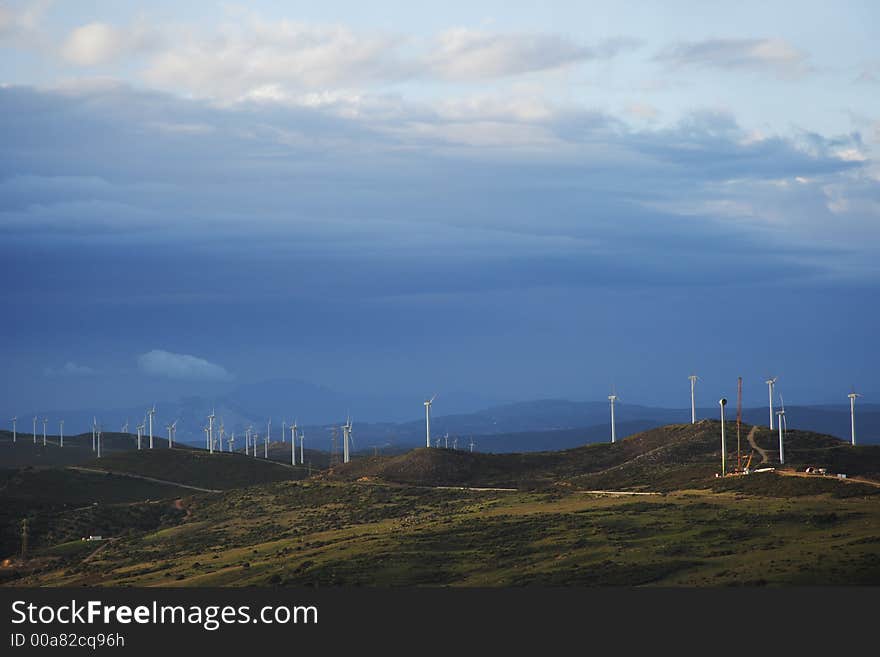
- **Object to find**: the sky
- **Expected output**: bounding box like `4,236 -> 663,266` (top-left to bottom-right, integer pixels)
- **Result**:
1,0 -> 878,418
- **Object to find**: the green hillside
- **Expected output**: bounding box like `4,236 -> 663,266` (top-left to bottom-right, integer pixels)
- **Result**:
90,447 -> 306,490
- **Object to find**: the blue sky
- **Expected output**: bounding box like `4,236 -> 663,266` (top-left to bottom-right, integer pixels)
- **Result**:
1,1 -> 878,416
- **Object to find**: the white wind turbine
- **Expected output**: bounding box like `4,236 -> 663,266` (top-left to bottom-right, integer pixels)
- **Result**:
776,394 -> 787,465
167,419 -> 178,448
290,420 -> 298,465
207,408 -> 215,454
424,395 -> 436,448
148,405 -> 156,449
33,416 -> 37,445
688,374 -> 699,424
264,431 -> 269,459
121,419 -> 129,434
218,418 -> 225,453
719,397 -> 728,476
342,416 -> 353,464
300,430 -> 305,465
11,416 -> 16,443
282,419 -> 287,444
59,419 -> 64,448
469,437 -> 476,452
228,432 -> 235,452
136,417 -> 145,450
765,377 -> 778,429
96,422 -> 103,459
608,388 -> 619,443
848,388 -> 862,446
42,417 -> 47,446
91,416 -> 97,451
203,426 -> 210,451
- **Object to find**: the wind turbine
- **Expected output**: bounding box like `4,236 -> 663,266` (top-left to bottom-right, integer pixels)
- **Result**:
59,419 -> 64,448
608,389 -> 618,443
444,432 -> 449,449
203,426 -> 209,451
167,420 -> 177,448
848,389 -> 862,446
218,418 -> 225,453
121,419 -> 129,434
300,430 -> 305,465
688,374 -> 699,424
264,431 -> 268,459
267,418 -> 271,447
11,417 -> 16,443
424,395 -> 436,448
469,437 -> 476,452
765,377 -> 778,429
246,425 -> 253,456
719,397 -> 728,476
282,419 -> 287,444
42,417 -> 47,446
228,432 -> 235,452
148,405 -> 156,449
453,437 -> 458,450
290,420 -> 298,465
207,409 -> 215,454
776,394 -> 787,465
342,416 -> 352,464
96,423 -> 103,458
33,416 -> 37,445
92,417 -> 97,451
136,418 -> 144,450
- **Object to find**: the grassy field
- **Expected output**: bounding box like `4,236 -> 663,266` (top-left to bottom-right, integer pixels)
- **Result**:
3,422 -> 879,587
5,474 -> 879,587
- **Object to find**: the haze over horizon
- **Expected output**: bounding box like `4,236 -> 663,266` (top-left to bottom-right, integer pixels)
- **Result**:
2,1 -> 878,415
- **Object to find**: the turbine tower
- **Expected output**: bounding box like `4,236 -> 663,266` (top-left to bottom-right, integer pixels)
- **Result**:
342,417 -> 352,464
848,389 -> 862,446
424,395 -> 436,448
264,431 -> 268,459
608,390 -> 618,443
92,417 -> 97,451
96,423 -> 102,458
148,405 -> 156,449
765,377 -> 778,430
290,421 -> 298,466
267,418 -> 271,447
719,397 -> 728,476
300,430 -> 305,465
688,374 -> 699,424
282,419 -> 287,444
121,419 -> 129,434
59,419 -> 64,448
167,420 -> 177,448
42,417 -> 47,446
136,418 -> 144,450
776,395 -> 787,465
11,416 -> 16,443
228,432 -> 235,452
207,409 -> 215,454
33,416 -> 37,444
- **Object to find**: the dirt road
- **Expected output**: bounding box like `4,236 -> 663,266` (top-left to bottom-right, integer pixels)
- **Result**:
67,466 -> 222,493
746,426 -> 770,464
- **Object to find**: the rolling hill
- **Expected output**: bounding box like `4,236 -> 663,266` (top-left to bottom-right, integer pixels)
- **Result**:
327,420 -> 880,492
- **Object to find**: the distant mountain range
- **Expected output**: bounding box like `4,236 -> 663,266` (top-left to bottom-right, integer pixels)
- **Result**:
4,380 -> 878,452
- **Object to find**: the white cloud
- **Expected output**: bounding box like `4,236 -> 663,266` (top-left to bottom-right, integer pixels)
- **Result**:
43,361 -> 97,377
137,349 -> 233,381
60,20 -> 160,67
427,29 -> 628,80
657,38 -> 811,79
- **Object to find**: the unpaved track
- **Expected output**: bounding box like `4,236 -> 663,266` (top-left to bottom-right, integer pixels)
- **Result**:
776,469 -> 880,488
66,466 -> 221,493
747,426 -> 770,464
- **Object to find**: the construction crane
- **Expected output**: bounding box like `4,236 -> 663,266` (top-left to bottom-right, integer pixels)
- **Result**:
736,377 -> 743,472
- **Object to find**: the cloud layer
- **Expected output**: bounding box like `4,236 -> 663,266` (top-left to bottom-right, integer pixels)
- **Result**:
137,350 -> 233,382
